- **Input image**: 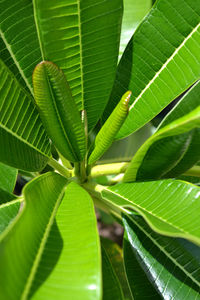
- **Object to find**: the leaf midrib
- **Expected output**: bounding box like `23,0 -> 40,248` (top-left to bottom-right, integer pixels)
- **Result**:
125,214 -> 200,288
129,22 -> 200,111
21,183 -> 66,300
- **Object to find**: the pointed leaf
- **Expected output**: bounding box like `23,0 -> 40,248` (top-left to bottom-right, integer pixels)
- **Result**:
101,179 -> 200,246
0,172 -> 67,300
0,162 -> 17,193
0,59 -> 51,171
0,0 -> 42,94
33,61 -> 86,162
106,0 -> 200,139
0,199 -> 21,235
120,0 -> 151,57
123,214 -> 200,299
88,91 -> 131,165
29,182 -> 101,300
124,106 -> 200,182
33,0 -> 123,130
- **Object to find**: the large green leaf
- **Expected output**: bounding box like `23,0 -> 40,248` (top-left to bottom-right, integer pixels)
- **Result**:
29,182 -> 101,300
0,162 -> 17,193
105,0 -> 200,139
0,0 -> 42,94
123,214 -> 200,299
0,172 -> 67,300
0,198 -> 21,235
101,244 -> 124,300
0,59 -> 51,171
101,238 -> 133,300
33,61 -> 86,162
123,227 -> 161,299
101,179 -> 200,246
123,106 -> 200,182
120,0 -> 151,57
33,0 -> 123,130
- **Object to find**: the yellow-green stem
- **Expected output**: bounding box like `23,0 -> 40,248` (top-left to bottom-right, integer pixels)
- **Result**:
91,162 -> 130,177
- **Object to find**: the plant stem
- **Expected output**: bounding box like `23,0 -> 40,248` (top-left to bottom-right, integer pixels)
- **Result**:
91,162 -> 130,177
74,160 -> 87,183
83,181 -> 129,218
183,166 -> 200,177
48,158 -> 71,178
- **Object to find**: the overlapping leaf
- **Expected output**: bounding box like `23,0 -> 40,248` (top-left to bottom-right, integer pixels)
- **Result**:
33,0 -> 123,130
119,0 -> 151,57
0,59 -> 51,171
105,0 -> 200,139
124,106 -> 200,182
29,181 -> 101,300
101,179 -> 200,246
0,199 -> 21,235
123,214 -> 200,299
101,244 -> 124,300
0,0 -> 42,94
0,162 -> 17,193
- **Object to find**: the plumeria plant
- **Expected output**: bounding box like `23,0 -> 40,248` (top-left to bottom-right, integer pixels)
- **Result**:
0,0 -> 200,299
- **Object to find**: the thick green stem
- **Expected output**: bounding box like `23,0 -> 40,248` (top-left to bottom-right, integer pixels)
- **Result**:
91,162 -> 130,177
183,166 -> 200,178
48,158 -> 71,178
74,160 -> 87,183
83,181 -> 128,218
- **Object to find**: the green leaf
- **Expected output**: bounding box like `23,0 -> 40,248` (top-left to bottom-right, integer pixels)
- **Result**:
0,172 -> 67,300
123,226 -> 161,299
0,188 -> 17,205
88,91 -> 131,165
101,238 -> 133,300
124,106 -> 200,182
101,244 -> 124,300
33,0 -> 123,130
0,162 -> 17,193
0,0 -> 42,94
0,59 -> 51,171
29,182 -> 101,300
123,214 -> 200,299
0,198 -> 21,235
106,0 -> 200,139
33,61 -> 86,162
101,179 -> 200,246
119,0 -> 151,57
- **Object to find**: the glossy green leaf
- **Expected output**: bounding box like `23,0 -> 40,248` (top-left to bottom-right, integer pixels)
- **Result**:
119,0 -> 151,57
30,182 -> 101,300
106,0 -> 200,139
0,0 -> 42,94
88,91 -> 131,165
33,0 -> 123,131
123,227 -> 161,299
101,238 -> 133,300
0,198 -> 21,235
0,188 -> 17,205
102,244 -> 124,300
0,172 -> 67,300
33,61 -> 86,162
123,214 -> 200,299
0,59 -> 51,171
101,179 -> 200,246
0,162 -> 17,193
124,106 -> 200,182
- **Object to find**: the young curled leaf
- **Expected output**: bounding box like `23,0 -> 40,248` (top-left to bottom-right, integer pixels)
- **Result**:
33,61 -> 86,162
88,91 -> 131,165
